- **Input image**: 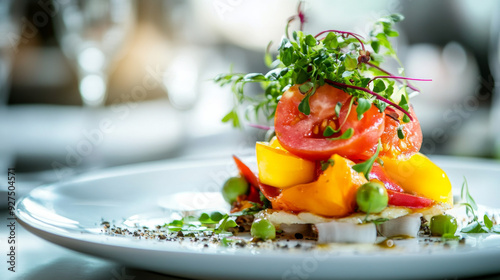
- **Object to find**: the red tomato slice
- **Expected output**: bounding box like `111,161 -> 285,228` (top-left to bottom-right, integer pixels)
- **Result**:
387,189 -> 433,208
378,106 -> 422,159
233,155 -> 259,187
232,156 -> 280,200
274,85 -> 385,161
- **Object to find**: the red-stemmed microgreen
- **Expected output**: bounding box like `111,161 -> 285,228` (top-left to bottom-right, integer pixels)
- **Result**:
315,30 -> 366,51
326,80 -> 413,121
366,62 -> 422,93
214,4 -> 427,131
367,76 -> 432,86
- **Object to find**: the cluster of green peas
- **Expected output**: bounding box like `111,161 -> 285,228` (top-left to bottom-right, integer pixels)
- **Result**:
223,176 -> 457,240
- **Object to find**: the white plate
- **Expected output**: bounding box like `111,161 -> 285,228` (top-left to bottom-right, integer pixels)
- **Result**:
16,156 -> 500,280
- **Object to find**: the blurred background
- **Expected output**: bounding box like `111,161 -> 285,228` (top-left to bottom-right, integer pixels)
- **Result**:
1,0 -> 499,189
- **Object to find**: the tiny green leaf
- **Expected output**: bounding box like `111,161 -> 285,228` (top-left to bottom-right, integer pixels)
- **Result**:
279,38 -> 294,66
353,141 -> 382,180
484,214 -> 493,230
328,128 -> 354,140
323,32 -> 338,49
323,126 -> 335,137
299,82 -> 314,94
295,68 -> 310,84
243,73 -> 266,81
320,159 -> 335,171
461,178 -> 478,215
169,219 -> 184,227
215,214 -> 238,233
344,54 -> 358,71
356,97 -> 371,120
397,125 -> 405,139
461,221 -> 488,234
298,94 -> 311,115
221,110 -> 240,128
390,13 -> 405,22
373,80 -> 386,93
305,34 -> 317,47
371,41 -> 380,53
211,212 -> 224,222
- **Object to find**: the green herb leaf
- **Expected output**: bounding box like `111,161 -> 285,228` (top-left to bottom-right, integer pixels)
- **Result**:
461,178 -> 478,217
371,41 -> 380,53
484,214 -> 493,230
299,82 -> 314,94
323,126 -> 335,137
373,80 -> 386,93
397,125 -> 405,139
279,38 -> 294,66
320,158 -> 335,171
168,219 -> 184,227
323,32 -> 338,49
214,214 -> 238,234
390,13 -> 405,22
243,73 -> 266,81
461,221 -> 488,234
356,97 -> 371,120
353,141 -> 382,180
328,128 -> 354,140
305,34 -> 317,47
298,94 -> 311,115
344,54 -> 358,71
210,212 -> 224,222
221,110 -> 240,128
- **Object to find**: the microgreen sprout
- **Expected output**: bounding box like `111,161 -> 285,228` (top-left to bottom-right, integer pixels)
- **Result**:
353,140 -> 382,180
459,178 -> 500,234
214,3 -> 430,141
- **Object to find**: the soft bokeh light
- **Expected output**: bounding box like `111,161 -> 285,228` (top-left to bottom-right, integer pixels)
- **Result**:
79,74 -> 106,106
77,47 -> 105,73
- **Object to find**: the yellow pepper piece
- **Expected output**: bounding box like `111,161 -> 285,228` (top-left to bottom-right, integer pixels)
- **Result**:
381,153 -> 453,206
273,154 -> 368,217
256,138 -> 315,188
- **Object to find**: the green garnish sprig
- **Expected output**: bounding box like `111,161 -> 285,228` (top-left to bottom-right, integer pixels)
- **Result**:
353,140 -> 382,180
460,178 -> 500,234
214,6 -> 431,129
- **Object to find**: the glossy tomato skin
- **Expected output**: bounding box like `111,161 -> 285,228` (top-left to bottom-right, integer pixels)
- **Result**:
274,85 -> 385,161
378,106 -> 422,159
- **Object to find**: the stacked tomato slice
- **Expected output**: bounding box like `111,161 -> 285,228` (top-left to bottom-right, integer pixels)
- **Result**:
274,85 -> 422,161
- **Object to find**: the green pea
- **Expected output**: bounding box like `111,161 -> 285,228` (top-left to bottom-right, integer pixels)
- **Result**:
430,214 -> 458,236
356,182 -> 388,214
222,176 -> 249,204
251,219 -> 276,240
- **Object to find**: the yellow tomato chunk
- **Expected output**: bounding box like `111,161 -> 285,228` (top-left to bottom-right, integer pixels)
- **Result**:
272,154 -> 368,217
381,153 -> 453,206
256,139 -> 316,188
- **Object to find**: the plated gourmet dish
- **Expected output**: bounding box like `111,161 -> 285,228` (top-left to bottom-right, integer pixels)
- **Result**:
210,6 -> 499,243
99,6 -> 499,247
